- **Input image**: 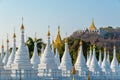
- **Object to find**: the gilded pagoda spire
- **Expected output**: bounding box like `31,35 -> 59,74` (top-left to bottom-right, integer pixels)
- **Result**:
1,40 -> 4,49
20,17 -> 24,30
89,19 -> 97,31
47,25 -> 50,36
54,26 -> 62,48
13,27 -> 16,38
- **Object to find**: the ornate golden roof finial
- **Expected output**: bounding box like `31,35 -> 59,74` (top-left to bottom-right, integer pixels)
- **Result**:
1,39 -> 4,48
47,25 -> 50,36
80,40 -> 82,45
34,32 -> 37,42
89,18 -> 97,31
13,27 -> 16,38
71,66 -> 76,75
7,33 -> 9,43
99,49 -> 101,53
20,17 -> 24,30
93,44 -> 96,48
58,25 -> 60,33
90,45 -> 92,49
104,46 -> 106,51
65,32 -> 68,43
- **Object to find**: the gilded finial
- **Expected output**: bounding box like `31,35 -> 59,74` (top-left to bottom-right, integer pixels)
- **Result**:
58,25 -> 60,33
47,25 -> 50,36
71,66 -> 76,75
114,45 -> 116,48
80,40 -> 82,45
20,17 -> 24,30
13,27 -> 16,38
93,44 -> 96,48
104,47 -> 106,51
34,32 -> 37,42
1,40 -> 4,48
7,33 -> 9,43
90,45 -> 92,49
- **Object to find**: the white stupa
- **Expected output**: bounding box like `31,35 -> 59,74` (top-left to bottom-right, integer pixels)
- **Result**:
12,22 -> 32,70
110,45 -> 119,73
41,44 -> 44,57
1,41 -> 4,61
55,48 -> 60,67
101,47 -> 111,74
3,35 -> 10,66
98,50 -> 102,68
7,32 -> 16,68
89,44 -> 101,73
75,40 -> 88,73
31,34 -> 40,69
59,37 -> 72,71
52,39 -> 55,56
38,28 -> 57,70
86,46 -> 92,68
107,51 -> 110,67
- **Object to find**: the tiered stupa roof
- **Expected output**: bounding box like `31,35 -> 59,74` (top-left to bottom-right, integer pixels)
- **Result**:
12,21 -> 32,70
31,34 -> 40,69
110,45 -> 119,72
55,48 -> 60,66
1,41 -> 4,61
75,40 -> 88,73
3,35 -> 10,66
38,27 -> 57,70
101,47 -> 111,73
89,44 -> 101,73
60,37 -> 72,70
7,32 -> 16,68
98,50 -> 102,68
86,46 -> 92,67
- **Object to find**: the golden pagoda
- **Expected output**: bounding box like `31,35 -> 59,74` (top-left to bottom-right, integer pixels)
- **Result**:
54,26 -> 62,48
89,19 -> 97,31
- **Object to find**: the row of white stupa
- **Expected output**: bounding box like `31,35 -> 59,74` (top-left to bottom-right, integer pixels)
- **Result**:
0,22 -> 120,80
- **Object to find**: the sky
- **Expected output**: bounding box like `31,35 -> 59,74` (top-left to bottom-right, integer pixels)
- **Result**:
0,0 -> 120,49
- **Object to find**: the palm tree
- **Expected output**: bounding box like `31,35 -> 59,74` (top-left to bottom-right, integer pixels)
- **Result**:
26,37 -> 44,58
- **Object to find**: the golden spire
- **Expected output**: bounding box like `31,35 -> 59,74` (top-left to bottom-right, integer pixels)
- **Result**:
20,17 -> 24,30
58,25 -> 60,34
104,46 -> 106,51
47,25 -> 50,36
89,19 -> 97,31
80,40 -> 82,45
34,32 -> 37,42
99,49 -> 101,53
13,27 -> 16,38
7,33 -> 9,43
71,66 -> 76,75
93,44 -> 96,48
1,40 -> 4,48
90,45 -> 92,49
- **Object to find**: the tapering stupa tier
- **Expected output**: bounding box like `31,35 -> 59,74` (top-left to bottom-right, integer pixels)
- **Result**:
75,41 -> 88,72
60,41 -> 72,70
31,42 -> 40,69
89,45 -> 101,72
39,34 -> 57,70
3,39 -> 10,66
55,48 -> 60,66
12,23 -> 32,70
98,50 -> 102,67
7,33 -> 16,68
1,45 -> 4,61
101,47 -> 111,73
86,46 -> 92,67
111,46 -> 119,72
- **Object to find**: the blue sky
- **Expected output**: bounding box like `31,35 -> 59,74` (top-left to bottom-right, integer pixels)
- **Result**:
0,0 -> 120,48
